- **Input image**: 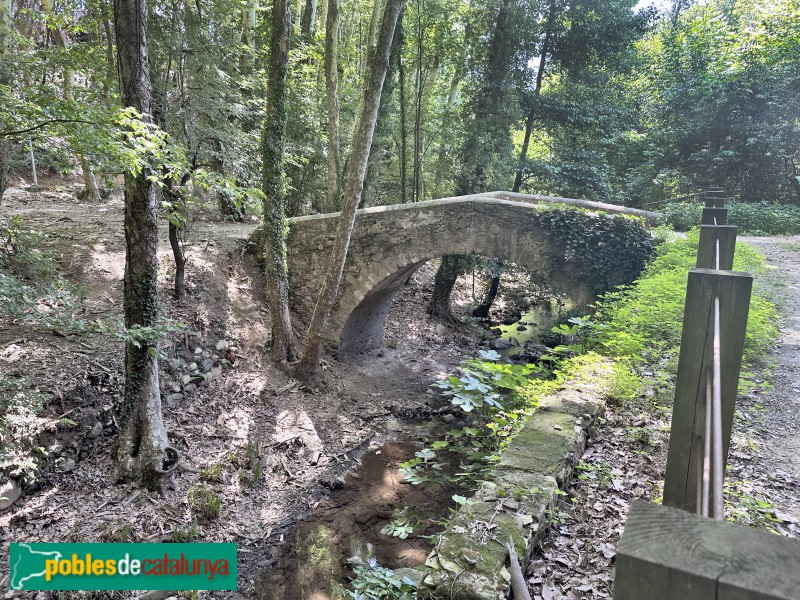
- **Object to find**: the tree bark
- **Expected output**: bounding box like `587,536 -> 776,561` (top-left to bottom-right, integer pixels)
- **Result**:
300,0 -> 316,35
472,272 -> 501,319
398,16 -> 407,204
262,0 -> 296,369
113,0 -> 177,488
428,254 -> 470,323
324,0 -> 340,212
1,0 -> 11,204
294,0 -> 403,379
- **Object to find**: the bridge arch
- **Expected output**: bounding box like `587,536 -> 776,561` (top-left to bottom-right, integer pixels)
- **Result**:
285,192 -> 653,359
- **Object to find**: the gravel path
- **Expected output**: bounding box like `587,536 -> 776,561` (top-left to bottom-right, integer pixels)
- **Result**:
740,235 -> 800,526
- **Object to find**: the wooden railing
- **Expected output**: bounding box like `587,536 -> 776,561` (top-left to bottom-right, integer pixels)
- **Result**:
615,188 -> 800,599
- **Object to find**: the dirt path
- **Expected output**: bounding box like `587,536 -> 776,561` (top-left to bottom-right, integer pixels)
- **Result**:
740,235 -> 800,526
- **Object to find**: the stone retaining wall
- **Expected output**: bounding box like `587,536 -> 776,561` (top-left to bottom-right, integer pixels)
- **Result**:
417,362 -> 612,600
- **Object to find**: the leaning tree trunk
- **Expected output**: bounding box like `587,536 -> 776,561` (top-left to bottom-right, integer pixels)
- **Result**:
324,0 -> 340,212
0,0 -> 11,204
294,0 -> 404,381
472,270 -> 501,319
262,0 -> 296,369
113,0 -> 177,488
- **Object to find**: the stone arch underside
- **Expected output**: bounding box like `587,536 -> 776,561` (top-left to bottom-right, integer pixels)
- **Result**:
285,194 -> 648,360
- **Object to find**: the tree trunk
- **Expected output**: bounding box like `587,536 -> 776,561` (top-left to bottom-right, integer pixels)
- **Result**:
294,0 -> 403,380
113,0 -> 177,489
1,0 -> 11,204
168,219 -> 185,303
428,254 -> 470,323
262,0 -> 296,369
324,0 -> 340,212
472,272 -> 500,319
512,1 -> 553,193
398,16 -> 407,204
42,0 -> 103,202
301,0 -> 316,35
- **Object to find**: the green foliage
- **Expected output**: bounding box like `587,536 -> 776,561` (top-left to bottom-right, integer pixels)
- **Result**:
534,205 -> 654,294
0,376 -> 49,482
188,485 -> 222,521
590,230 -> 779,385
664,201 -> 800,235
724,479 -> 781,533
431,349 -> 540,414
172,523 -> 200,543
345,566 -> 417,600
199,463 -> 223,483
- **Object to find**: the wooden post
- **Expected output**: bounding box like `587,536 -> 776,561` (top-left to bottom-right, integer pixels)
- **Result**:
696,225 -> 737,270
616,501 -> 800,600
704,187 -> 725,208
701,207 -> 727,225
663,269 -> 752,514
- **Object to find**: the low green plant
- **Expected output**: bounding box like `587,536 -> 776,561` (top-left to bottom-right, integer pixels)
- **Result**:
345,565 -> 417,600
189,485 -> 222,520
664,200 -> 800,235
99,520 -> 133,542
199,463 -> 223,483
172,523 -> 200,542
0,376 -> 50,483
724,479 -> 781,532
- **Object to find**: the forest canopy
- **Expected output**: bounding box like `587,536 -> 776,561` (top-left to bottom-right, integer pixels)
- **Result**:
1,0 -> 798,210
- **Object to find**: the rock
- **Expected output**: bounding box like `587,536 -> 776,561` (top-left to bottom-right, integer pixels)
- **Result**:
0,480 -> 22,511
516,325 -> 527,331
87,422 -> 103,439
194,347 -> 203,355
202,358 -> 214,373
460,549 -> 481,566
60,458 -> 76,473
492,338 -> 512,349
435,324 -> 446,337
166,393 -> 184,406
209,365 -> 223,380
171,383 -> 182,393
212,354 -> 220,364
181,374 -> 192,385
188,362 -> 198,372
394,567 -> 425,586
443,413 -> 456,423
183,383 -> 197,394
216,340 -> 228,351
508,337 -> 520,347
203,350 -> 212,359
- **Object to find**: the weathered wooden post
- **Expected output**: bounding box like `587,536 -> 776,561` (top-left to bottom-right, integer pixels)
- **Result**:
696,224 -> 737,270
616,501 -> 800,600
662,269 -> 752,514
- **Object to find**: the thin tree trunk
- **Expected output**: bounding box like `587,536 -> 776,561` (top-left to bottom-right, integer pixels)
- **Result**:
472,272 -> 500,319
0,0 -> 10,200
295,0 -> 403,380
43,0 -> 102,202
262,0 -> 296,369
324,0 -> 340,212
168,220 -> 185,303
512,3 -> 553,193
398,16 -> 407,203
367,0 -> 381,50
301,0 -> 316,35
113,0 -> 177,488
428,254 -> 470,323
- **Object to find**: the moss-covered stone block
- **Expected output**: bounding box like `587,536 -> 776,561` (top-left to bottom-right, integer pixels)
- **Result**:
495,410 -> 584,485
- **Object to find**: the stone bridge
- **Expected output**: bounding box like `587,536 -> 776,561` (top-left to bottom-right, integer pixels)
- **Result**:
285,191 -> 655,359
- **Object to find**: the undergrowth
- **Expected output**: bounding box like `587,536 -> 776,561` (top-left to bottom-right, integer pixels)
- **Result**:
663,201 -> 800,235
